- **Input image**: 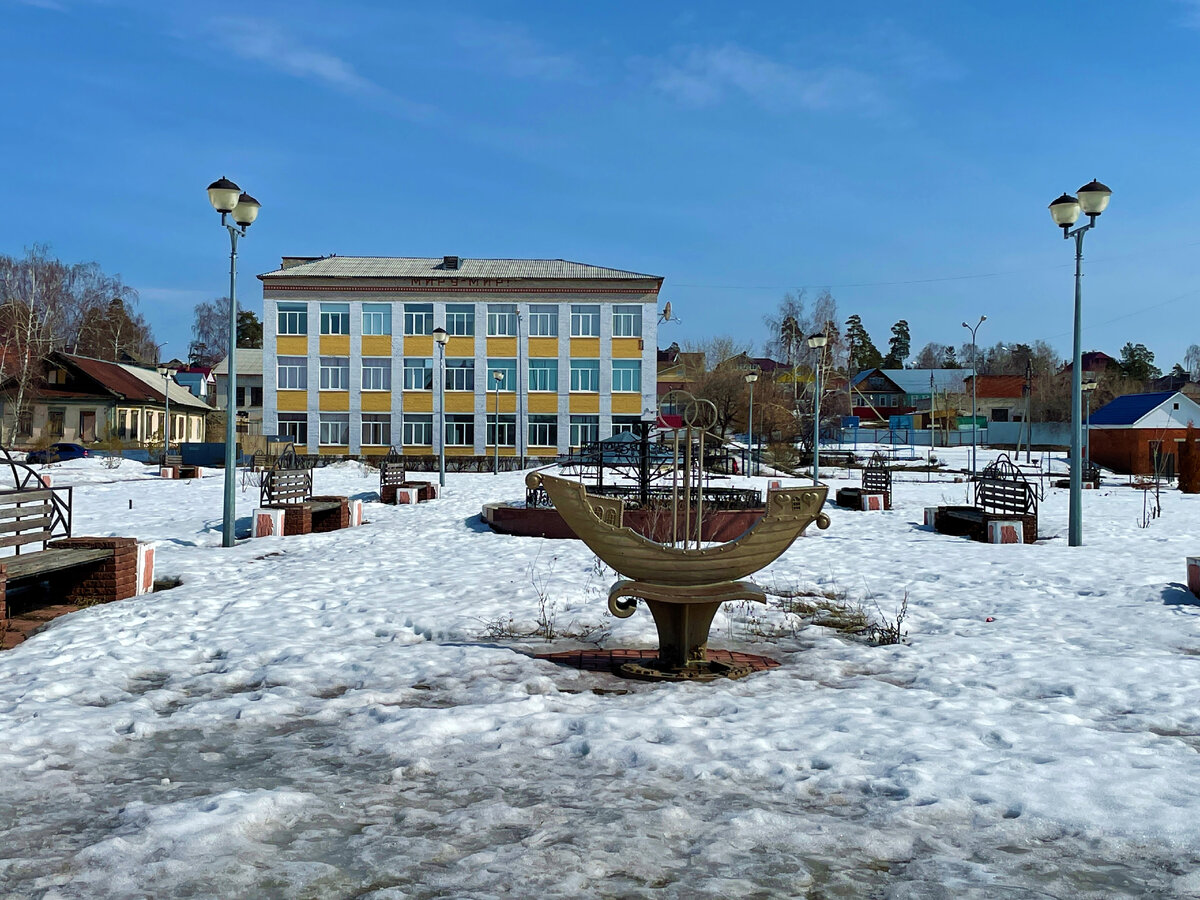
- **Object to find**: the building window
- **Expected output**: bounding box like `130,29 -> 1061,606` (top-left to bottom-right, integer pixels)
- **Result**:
319,414 -> 350,445
404,303 -> 434,336
278,413 -> 308,445
487,304 -> 518,337
570,415 -> 599,447
320,303 -> 350,335
991,408 -> 1010,422
277,356 -> 307,390
529,415 -> 558,447
571,304 -> 600,337
319,357 -> 350,390
362,358 -> 391,391
403,414 -> 432,446
403,358 -> 433,391
529,358 -> 558,392
445,304 -> 475,336
277,302 -> 307,336
362,414 -> 391,446
363,303 -> 392,336
445,358 -> 475,392
612,305 -> 642,337
528,304 -> 558,337
235,386 -> 264,407
46,408 -> 65,438
611,416 -> 641,435
445,414 -> 474,446
612,360 -> 641,393
570,359 -> 600,392
486,414 -> 517,447
487,359 -> 518,392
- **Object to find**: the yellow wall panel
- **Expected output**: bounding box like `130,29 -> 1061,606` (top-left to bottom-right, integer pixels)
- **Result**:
484,393 -> 517,414
486,337 -> 518,357
361,392 -> 392,411
402,447 -> 433,457
527,337 -> 559,358
569,393 -> 600,414
319,392 -> 350,411
611,393 -> 643,414
361,335 -> 392,356
360,446 -> 388,456
318,446 -> 348,455
445,392 -> 475,413
527,393 -> 558,414
403,392 -> 433,413
570,338 -> 601,358
276,336 -> 308,355
447,336 -> 474,356
528,447 -> 558,457
319,335 -> 351,355
445,446 -> 474,457
611,338 -> 643,359
404,336 -> 434,356
277,390 -> 308,412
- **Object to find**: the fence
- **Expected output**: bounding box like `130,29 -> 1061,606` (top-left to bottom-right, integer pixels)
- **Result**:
838,422 -> 1074,450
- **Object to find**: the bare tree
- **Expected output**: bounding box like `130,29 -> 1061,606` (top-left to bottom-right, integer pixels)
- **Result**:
0,247 -> 66,442
1184,344 -> 1200,380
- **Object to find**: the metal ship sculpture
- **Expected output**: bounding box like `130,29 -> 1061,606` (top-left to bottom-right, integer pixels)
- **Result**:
533,393 -> 830,681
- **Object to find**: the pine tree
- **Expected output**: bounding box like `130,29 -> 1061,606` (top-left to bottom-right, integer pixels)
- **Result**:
844,314 -> 883,372
883,319 -> 911,368
944,346 -> 960,368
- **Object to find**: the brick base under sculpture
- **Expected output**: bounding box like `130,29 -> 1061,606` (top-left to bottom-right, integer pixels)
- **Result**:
535,648 -> 780,677
381,481 -> 437,505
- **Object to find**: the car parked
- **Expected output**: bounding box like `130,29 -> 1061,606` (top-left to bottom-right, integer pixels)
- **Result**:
26,443 -> 90,464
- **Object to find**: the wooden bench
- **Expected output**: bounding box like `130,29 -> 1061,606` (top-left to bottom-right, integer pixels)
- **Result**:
1054,462 -> 1102,490
0,452 -> 142,620
836,450 -> 892,510
163,453 -> 200,479
935,454 -> 1039,543
259,448 -> 348,535
378,446 -> 435,504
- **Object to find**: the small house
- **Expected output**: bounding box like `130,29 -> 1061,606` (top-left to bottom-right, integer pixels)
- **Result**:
1087,391 -> 1200,476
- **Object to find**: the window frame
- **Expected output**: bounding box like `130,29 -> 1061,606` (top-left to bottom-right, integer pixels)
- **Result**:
486,414 -> 518,447
612,305 -> 643,338
361,413 -> 391,446
487,359 -> 518,392
319,303 -> 351,336
528,358 -> 558,392
404,303 -> 434,336
445,357 -> 475,392
444,414 -> 474,447
569,415 -> 599,448
278,413 -> 308,445
486,304 -> 518,337
612,359 -> 641,393
361,357 -> 391,391
319,356 -> 350,391
319,413 -> 350,446
402,414 -> 433,446
570,304 -> 600,337
362,303 -> 392,336
445,304 -> 475,337
528,414 -> 558,447
277,302 -> 308,336
528,304 -> 559,337
570,359 -> 601,392
403,358 -> 434,391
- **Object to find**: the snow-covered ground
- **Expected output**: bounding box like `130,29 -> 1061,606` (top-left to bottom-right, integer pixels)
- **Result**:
1,453 -> 1198,897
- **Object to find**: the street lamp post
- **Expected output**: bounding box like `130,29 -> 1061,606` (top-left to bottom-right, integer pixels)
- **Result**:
1049,179 -> 1112,546
1082,381 -> 1097,472
206,177 -> 260,548
492,370 -> 504,475
157,365 -> 177,460
744,371 -> 758,477
807,332 -> 828,485
961,315 -> 987,478
433,327 -> 449,487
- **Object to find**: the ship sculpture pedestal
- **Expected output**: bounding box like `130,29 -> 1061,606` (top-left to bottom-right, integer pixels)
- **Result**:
609,579 -> 768,681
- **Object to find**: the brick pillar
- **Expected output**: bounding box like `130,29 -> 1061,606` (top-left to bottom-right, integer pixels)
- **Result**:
281,505 -> 312,536
380,485 -> 397,504
310,497 -> 350,533
48,537 -> 138,603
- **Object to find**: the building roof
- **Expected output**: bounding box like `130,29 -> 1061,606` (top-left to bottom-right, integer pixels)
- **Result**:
963,374 -> 1026,399
259,256 -> 661,281
851,368 -> 969,394
1088,391 -> 1196,426
212,350 -> 263,377
61,355 -> 210,410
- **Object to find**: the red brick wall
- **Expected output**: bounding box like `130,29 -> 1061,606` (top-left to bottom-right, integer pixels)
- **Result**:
47,537 -> 138,604
1089,428 -> 1190,476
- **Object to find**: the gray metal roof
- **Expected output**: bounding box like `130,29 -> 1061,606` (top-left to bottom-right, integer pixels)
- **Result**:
851,368 -> 970,394
260,257 -> 661,281
212,350 -> 263,377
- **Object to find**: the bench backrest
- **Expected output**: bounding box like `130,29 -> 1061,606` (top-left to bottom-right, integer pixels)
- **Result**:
0,487 -> 72,554
164,453 -> 183,467
862,451 -> 892,493
262,469 -> 312,505
974,454 -> 1037,518
379,446 -> 406,487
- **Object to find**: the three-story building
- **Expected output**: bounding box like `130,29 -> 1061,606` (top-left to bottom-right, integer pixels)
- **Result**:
259,255 -> 662,459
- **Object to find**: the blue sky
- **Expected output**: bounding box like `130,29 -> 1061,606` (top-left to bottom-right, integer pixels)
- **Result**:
2,0 -> 1199,368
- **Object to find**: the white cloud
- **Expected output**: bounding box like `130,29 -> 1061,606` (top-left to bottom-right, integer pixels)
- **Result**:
450,18 -> 582,82
206,16 -> 436,122
651,44 -> 880,112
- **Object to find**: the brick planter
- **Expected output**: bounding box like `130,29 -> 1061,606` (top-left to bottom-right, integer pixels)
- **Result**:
934,506 -> 1037,544
47,537 -> 139,604
309,496 -> 350,533
280,504 -> 312,536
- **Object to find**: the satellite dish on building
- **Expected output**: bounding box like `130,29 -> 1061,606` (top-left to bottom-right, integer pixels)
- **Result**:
660,301 -> 674,323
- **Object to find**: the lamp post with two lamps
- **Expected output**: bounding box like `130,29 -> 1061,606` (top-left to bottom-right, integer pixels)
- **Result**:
1049,179 -> 1112,546
157,364 -> 177,459
961,315 -> 987,479
807,331 -> 828,485
744,371 -> 758,477
492,370 -> 505,475
205,177 -> 261,548
433,327 -> 449,488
